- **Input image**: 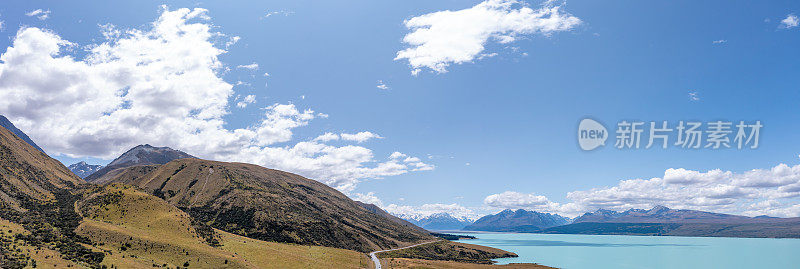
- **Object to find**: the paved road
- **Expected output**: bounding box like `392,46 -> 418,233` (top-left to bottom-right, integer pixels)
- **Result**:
369,240 -> 441,269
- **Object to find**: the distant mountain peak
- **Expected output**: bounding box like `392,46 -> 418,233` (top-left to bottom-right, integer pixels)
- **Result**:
649,205 -> 671,213
499,209 -> 515,214
68,161 -> 104,179
85,144 -> 194,183
429,212 -> 452,218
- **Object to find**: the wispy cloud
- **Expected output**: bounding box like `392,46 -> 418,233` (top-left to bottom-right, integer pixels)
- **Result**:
25,9 -> 51,20
712,39 -> 727,44
261,10 -> 294,19
688,91 -> 700,101
236,62 -> 259,70
377,80 -> 389,90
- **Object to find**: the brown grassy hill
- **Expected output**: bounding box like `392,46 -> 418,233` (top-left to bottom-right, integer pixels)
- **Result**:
104,158 -> 434,252
91,164 -> 159,185
85,144 -> 193,183
0,125 -> 83,209
76,184 -> 371,268
0,123 -> 106,268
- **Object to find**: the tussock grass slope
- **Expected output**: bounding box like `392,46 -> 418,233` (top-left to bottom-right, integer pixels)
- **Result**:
76,184 -> 370,268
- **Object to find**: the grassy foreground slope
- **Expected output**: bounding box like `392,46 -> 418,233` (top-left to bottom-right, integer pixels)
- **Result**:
76,184 -> 370,268
105,158 -> 433,252
0,217 -> 82,268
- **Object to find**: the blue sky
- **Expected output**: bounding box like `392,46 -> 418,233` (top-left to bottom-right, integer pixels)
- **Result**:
1,0 -> 800,219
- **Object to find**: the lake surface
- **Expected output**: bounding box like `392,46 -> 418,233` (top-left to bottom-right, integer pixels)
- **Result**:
452,232 -> 800,269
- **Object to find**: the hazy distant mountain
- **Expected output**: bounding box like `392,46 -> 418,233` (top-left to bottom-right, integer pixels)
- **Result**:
0,115 -> 44,153
407,213 -> 474,231
463,209 -> 571,232
84,144 -> 194,183
574,205 -> 755,224
541,205 -> 800,238
68,161 -> 104,179
101,158 -> 434,252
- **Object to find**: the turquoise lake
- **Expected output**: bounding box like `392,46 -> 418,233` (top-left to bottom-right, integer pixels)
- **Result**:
452,232 -> 800,269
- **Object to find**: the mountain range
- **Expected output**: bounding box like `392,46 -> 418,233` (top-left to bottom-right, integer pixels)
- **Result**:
406,212 -> 474,231
463,209 -> 571,232
571,205 -> 800,224
537,205 -> 800,238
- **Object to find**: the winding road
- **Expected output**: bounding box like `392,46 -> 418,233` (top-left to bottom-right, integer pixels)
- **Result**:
369,240 -> 441,269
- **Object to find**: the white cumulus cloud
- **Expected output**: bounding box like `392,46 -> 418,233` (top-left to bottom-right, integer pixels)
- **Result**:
395,0 -> 581,74
0,6 -> 431,193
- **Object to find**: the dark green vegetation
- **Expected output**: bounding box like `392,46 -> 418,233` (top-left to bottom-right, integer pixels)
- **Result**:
431,232 -> 477,240
377,240 -> 517,264
102,158 -> 434,252
464,209 -> 570,232
1,191 -> 105,267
